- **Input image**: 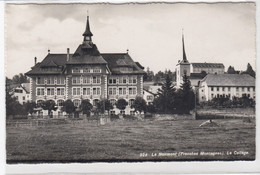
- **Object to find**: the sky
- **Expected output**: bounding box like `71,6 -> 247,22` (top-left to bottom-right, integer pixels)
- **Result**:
5,2 -> 256,78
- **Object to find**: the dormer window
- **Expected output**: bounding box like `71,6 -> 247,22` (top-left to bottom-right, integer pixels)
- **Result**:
93,68 -> 101,73
72,67 -> 80,73
83,67 -> 91,73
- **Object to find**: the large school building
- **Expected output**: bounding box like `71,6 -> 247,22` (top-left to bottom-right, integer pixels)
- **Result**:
26,15 -> 145,116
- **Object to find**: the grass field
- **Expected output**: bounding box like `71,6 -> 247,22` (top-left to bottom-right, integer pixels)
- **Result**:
6,117 -> 255,163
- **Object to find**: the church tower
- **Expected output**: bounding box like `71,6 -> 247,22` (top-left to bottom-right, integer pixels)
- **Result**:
176,32 -> 191,87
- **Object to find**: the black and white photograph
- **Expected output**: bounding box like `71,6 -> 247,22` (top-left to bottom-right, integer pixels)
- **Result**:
2,1 -> 259,174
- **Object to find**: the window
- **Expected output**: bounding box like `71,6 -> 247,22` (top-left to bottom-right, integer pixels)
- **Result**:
222,87 -> 225,91
110,99 -> 116,106
72,67 -> 80,73
110,111 -> 115,115
57,88 -> 65,96
57,100 -> 64,106
211,87 -> 214,91
242,87 -> 244,92
247,87 -> 250,91
36,77 -> 44,85
93,68 -> 101,73
119,87 -> 127,95
236,87 -> 239,91
72,88 -> 81,95
73,99 -> 81,107
217,94 -> 220,98
83,67 -> 91,73
93,76 -> 101,84
82,76 -> 90,84
108,87 -> 117,95
217,87 -> 219,91
253,87 -> 255,91
47,88 -> 55,95
248,94 -> 250,98
211,94 -> 214,98
83,88 -> 91,95
119,77 -> 127,84
93,99 -> 99,106
129,99 -> 135,106
109,78 -> 117,84
130,111 -> 135,115
93,87 -> 101,95
147,95 -> 153,100
36,88 -> 45,96
120,110 -> 125,115
129,87 -> 137,95
23,96 -> 25,100
72,77 -> 81,84
57,77 -> 65,85
228,87 -> 231,91
46,77 -> 54,85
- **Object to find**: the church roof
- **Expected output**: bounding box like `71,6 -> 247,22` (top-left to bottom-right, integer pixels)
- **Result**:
200,74 -> 255,87
191,63 -> 224,68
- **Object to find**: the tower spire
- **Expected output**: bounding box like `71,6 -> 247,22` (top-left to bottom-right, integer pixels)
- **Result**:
182,29 -> 188,63
83,13 -> 93,42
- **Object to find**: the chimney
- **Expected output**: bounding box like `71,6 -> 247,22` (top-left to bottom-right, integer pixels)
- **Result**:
34,57 -> 37,65
48,49 -> 50,54
67,48 -> 70,61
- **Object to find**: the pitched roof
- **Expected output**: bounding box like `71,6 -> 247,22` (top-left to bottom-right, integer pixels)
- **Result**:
67,44 -> 107,65
191,63 -> 224,68
201,74 -> 255,87
189,72 -> 207,79
101,53 -> 146,75
26,54 -> 69,75
21,83 -> 30,93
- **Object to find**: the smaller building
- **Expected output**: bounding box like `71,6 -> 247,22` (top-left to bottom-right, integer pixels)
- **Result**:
198,74 -> 255,102
143,89 -> 155,105
10,83 -> 31,104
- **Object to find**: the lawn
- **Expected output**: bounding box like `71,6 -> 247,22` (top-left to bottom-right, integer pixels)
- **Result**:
6,117 -> 255,163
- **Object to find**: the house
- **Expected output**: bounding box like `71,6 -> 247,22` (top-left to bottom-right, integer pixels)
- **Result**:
176,34 -> 225,88
143,89 -> 155,105
10,83 -> 31,104
198,74 -> 255,102
25,15 -> 145,116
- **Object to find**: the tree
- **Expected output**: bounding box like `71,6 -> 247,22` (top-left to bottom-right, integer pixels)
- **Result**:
147,103 -> 156,113
41,100 -> 57,117
227,66 -> 237,74
6,91 -> 26,116
96,99 -> 113,114
244,63 -> 255,78
116,99 -> 128,111
154,74 -> 176,113
131,97 -> 147,114
80,99 -> 93,117
176,73 -> 195,114
23,101 -> 37,115
62,100 -> 76,117
12,73 -> 29,84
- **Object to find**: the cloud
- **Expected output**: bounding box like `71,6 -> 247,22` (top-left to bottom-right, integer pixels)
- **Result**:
5,3 -> 256,78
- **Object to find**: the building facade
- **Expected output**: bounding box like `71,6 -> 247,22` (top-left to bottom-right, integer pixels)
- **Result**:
26,16 -> 145,115
10,83 -> 31,104
198,74 -> 255,102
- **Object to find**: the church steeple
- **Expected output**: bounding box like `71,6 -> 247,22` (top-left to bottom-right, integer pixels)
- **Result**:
83,15 -> 93,42
182,30 -> 188,63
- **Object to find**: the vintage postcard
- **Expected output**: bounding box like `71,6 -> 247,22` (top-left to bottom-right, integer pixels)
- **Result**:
2,1 -> 259,174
